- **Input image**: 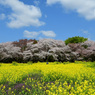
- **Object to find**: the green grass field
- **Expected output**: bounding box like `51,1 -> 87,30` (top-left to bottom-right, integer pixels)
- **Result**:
0,61 -> 95,95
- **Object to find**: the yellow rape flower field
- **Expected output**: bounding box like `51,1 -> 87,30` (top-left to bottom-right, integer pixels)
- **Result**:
0,61 -> 95,95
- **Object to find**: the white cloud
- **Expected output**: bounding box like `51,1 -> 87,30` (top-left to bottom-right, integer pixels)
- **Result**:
24,30 -> 40,38
38,37 -> 44,40
0,13 -> 6,20
0,0 -> 44,28
34,0 -> 40,6
81,29 -> 91,40
24,30 -> 56,38
45,15 -> 47,18
47,0 -> 95,20
41,31 -> 56,37
82,30 -> 89,35
81,30 -> 90,35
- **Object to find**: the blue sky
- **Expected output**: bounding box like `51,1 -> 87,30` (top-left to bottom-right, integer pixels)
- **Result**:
0,0 -> 95,43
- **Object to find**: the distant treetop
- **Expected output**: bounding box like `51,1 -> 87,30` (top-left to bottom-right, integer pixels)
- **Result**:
65,36 -> 88,45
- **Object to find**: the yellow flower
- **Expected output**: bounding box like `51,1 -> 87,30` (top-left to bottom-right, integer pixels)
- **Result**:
40,87 -> 42,89
3,86 -> 5,89
59,88 -> 62,93
51,87 -> 53,91
28,89 -> 30,92
9,87 -> 11,90
46,90 -> 50,94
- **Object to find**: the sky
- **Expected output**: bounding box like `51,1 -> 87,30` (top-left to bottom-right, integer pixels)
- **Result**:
0,0 -> 95,43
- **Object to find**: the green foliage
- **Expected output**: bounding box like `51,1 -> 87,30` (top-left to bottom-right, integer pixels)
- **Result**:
54,61 -> 63,64
29,69 -> 43,80
33,40 -> 38,44
47,55 -> 55,62
81,45 -> 88,49
65,36 -> 88,45
27,61 -> 33,65
63,61 -> 70,64
12,61 -> 18,66
55,61 -> 59,64
85,62 -> 95,68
